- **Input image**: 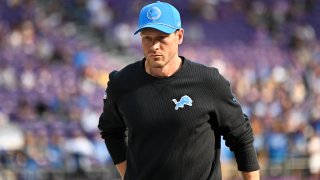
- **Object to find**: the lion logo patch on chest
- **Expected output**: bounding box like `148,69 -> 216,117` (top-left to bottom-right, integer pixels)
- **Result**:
172,95 -> 193,110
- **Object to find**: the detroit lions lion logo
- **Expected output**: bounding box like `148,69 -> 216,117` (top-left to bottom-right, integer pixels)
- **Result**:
172,95 -> 193,110
147,7 -> 161,20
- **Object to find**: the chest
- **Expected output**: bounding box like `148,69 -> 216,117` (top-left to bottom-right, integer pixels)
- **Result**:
116,79 -> 213,132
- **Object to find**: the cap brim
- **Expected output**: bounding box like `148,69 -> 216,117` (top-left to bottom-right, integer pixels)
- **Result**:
134,24 -> 177,35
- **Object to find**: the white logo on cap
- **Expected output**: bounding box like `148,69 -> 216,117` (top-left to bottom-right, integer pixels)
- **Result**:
147,7 -> 161,20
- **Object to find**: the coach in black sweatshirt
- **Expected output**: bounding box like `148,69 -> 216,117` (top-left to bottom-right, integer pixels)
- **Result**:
98,1 -> 260,180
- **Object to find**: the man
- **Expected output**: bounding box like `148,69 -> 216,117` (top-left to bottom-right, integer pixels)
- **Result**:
98,1 -> 260,180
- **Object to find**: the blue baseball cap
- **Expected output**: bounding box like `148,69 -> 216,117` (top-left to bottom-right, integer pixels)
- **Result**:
134,1 -> 182,35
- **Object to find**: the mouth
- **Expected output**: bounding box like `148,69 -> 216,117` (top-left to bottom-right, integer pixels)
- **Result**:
150,54 -> 162,57
148,54 -> 162,60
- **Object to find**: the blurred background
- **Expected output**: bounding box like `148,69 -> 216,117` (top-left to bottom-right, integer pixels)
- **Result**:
0,0 -> 320,179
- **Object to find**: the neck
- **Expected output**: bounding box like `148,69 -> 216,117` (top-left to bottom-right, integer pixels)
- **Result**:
145,56 -> 182,78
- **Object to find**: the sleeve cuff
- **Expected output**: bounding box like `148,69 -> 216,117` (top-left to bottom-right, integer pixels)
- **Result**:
105,139 -> 127,164
234,144 -> 260,171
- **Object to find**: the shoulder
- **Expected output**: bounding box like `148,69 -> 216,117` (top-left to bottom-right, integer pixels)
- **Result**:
107,60 -> 144,93
185,58 -> 220,81
109,60 -> 142,80
108,60 -> 143,84
184,58 -> 231,92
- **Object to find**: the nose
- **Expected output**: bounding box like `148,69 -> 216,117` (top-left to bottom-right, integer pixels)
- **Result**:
150,40 -> 160,51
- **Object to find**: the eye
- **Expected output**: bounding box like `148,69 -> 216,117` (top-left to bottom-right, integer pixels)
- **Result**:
158,36 -> 168,42
143,36 -> 152,41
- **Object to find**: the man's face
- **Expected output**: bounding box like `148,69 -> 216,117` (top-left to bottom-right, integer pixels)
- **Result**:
140,28 -> 183,69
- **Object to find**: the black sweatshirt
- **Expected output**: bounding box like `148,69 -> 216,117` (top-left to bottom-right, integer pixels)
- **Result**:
98,57 -> 260,180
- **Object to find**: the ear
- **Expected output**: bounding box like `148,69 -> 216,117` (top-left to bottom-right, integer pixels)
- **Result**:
176,29 -> 184,45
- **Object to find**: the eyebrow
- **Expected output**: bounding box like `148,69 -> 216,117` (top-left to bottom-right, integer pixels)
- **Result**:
141,30 -> 170,35
140,32 -> 170,37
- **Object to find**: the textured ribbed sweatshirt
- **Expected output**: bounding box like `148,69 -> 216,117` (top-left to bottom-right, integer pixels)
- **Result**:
98,57 -> 260,180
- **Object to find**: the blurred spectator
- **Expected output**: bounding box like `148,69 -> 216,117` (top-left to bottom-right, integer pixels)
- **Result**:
64,127 -> 94,175
266,121 -> 289,176
0,112 -> 24,151
307,134 -> 320,178
46,130 -> 65,169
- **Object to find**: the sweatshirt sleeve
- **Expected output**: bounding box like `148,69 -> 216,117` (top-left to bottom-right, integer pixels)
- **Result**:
98,71 -> 127,164
210,69 -> 260,172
